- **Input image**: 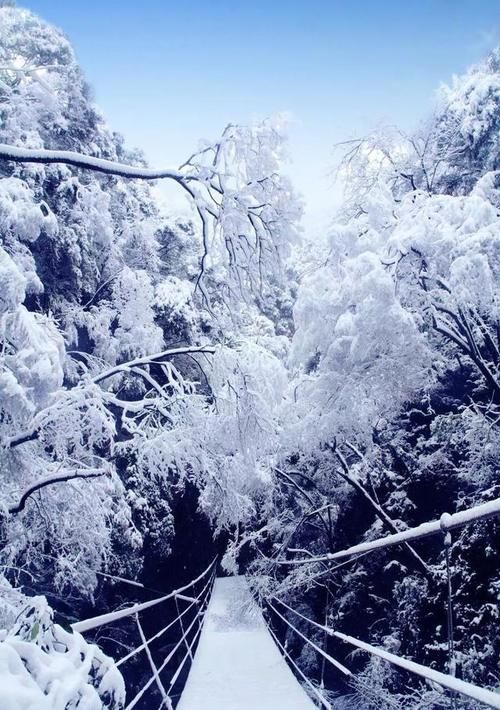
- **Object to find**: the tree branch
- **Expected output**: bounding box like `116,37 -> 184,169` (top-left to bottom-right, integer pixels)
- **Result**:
331,447 -> 431,577
92,344 -> 215,385
274,468 -> 332,543
8,469 -> 108,515
4,345 -> 215,451
0,143 -> 199,183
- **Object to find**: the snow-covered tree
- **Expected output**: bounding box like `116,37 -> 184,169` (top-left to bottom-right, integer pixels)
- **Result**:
245,48 -> 500,707
0,4 -> 299,610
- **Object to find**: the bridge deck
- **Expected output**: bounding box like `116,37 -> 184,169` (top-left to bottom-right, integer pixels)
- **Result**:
177,576 -> 316,710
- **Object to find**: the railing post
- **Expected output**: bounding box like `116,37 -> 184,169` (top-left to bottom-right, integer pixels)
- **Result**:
440,512 -> 457,710
175,594 -> 194,662
320,584 -> 331,690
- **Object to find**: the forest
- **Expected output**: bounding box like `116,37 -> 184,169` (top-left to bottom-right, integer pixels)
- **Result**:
0,3 -> 499,709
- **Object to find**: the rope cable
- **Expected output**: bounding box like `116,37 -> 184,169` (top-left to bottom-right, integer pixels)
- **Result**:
124,568 -> 215,710
116,571 -> 214,668
272,498 -> 500,567
267,620 -> 334,710
270,597 -> 500,710
73,557 -> 216,633
134,612 -> 172,710
267,599 -> 351,677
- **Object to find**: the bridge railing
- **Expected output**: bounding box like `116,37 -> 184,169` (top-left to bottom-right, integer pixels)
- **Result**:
72,558 -> 217,710
272,497 -> 500,567
266,496 -> 500,710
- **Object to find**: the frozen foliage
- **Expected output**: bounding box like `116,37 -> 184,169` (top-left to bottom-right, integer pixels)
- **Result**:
0,596 -> 124,709
289,217 -> 434,447
288,166 -> 500,450
434,49 -> 500,193
131,340 -> 287,530
240,48 -> 500,709
1,3 -> 500,709
0,1 -> 298,621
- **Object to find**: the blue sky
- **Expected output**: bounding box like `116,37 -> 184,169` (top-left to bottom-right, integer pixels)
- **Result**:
24,0 -> 500,228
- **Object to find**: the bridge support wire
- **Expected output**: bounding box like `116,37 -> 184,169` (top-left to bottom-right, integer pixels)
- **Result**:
116,569 -> 215,668
267,599 -> 351,678
166,594 -> 211,694
73,558 -> 217,710
134,612 -> 173,710
124,566 -> 216,710
72,557 -> 217,633
272,597 -> 500,710
266,616 -> 334,709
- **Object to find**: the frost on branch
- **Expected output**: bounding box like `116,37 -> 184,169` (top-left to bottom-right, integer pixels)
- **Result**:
0,118 -> 301,303
178,118 -> 302,298
0,245 -> 65,423
131,340 -> 287,530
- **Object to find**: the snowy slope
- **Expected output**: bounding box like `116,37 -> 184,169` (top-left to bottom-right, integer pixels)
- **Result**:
177,576 -> 316,710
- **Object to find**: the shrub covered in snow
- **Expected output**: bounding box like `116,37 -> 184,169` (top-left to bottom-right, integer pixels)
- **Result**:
0,596 -> 125,709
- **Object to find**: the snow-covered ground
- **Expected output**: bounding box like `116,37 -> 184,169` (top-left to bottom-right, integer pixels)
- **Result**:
177,576 -> 316,710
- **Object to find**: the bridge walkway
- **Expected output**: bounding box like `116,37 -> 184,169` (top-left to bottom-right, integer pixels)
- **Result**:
177,576 -> 316,710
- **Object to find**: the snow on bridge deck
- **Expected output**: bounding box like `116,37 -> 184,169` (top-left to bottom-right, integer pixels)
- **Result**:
177,576 -> 316,710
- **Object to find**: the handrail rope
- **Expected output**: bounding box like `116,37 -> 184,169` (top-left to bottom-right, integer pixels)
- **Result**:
266,621 -> 334,710
332,632 -> 500,710
123,569 -> 216,710
166,569 -> 216,692
124,595 -> 208,710
273,598 -> 500,710
273,498 -> 500,567
134,612 -> 173,710
124,607 -> 204,710
72,557 -> 217,633
166,588 -> 211,693
116,595 -> 194,669
267,599 -> 351,677
271,597 -> 334,635
116,570 -> 215,668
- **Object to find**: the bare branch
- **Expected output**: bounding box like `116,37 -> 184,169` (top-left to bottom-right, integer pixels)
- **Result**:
92,344 -> 215,385
332,446 -> 431,576
8,469 -> 108,515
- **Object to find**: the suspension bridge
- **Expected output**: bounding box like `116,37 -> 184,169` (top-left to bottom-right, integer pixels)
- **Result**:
71,497 -> 500,709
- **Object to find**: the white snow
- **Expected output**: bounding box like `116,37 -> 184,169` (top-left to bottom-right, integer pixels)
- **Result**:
0,596 -> 125,710
333,631 -> 500,709
177,576 -> 316,710
0,143 -> 186,181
